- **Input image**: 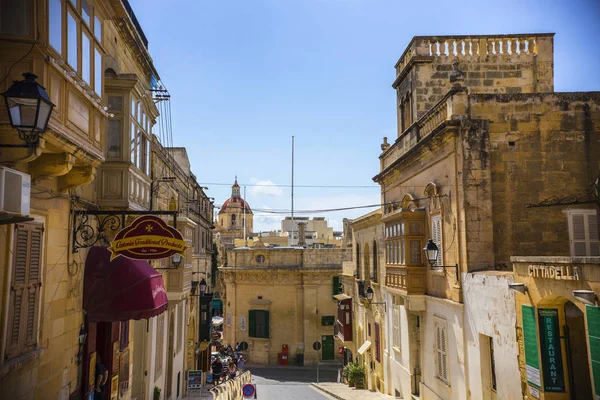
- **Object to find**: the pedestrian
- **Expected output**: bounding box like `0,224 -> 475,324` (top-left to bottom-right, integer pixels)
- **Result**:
94,355 -> 109,399
228,359 -> 237,379
235,342 -> 240,353
211,357 -> 223,386
237,355 -> 245,373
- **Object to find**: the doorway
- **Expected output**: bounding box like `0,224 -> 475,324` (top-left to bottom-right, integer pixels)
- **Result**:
167,311 -> 175,399
322,335 -> 334,360
564,301 -> 592,399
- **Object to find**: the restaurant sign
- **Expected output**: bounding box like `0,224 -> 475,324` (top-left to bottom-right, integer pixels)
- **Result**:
538,308 -> 565,392
109,215 -> 187,261
528,264 -> 579,281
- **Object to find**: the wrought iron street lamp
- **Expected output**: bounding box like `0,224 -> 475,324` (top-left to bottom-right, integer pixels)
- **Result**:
423,239 -> 459,283
171,253 -> 182,267
1,73 -> 55,147
199,278 -> 207,295
365,286 -> 386,312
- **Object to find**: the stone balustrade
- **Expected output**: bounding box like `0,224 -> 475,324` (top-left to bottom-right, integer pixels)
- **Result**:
395,34 -> 552,77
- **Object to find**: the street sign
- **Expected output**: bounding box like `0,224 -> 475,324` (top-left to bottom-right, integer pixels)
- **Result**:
313,341 -> 321,351
242,383 -> 255,398
239,341 -> 249,351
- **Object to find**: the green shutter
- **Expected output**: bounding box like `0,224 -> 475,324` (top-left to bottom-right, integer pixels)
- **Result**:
249,310 -> 256,337
522,305 -> 541,389
586,305 -> 600,397
332,276 -> 340,296
263,310 -> 270,339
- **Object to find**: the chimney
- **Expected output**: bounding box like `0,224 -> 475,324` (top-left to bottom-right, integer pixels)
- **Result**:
298,222 -> 307,247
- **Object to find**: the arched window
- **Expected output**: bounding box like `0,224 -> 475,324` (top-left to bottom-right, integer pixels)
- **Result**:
372,241 -> 378,282
231,214 -> 236,227
356,245 -> 361,278
363,243 -> 370,282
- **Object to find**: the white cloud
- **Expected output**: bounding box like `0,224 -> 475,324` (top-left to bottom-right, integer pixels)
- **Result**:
248,178 -> 284,198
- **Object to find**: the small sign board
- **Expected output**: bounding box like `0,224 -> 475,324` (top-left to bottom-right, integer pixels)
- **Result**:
108,215 -> 187,261
187,370 -> 202,393
313,341 -> 321,351
242,383 -> 255,398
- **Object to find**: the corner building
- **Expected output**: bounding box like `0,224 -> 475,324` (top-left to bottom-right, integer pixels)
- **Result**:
220,244 -> 350,365
375,33 -> 599,400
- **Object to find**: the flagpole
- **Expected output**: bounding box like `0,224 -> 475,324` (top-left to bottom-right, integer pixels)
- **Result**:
291,136 -> 295,246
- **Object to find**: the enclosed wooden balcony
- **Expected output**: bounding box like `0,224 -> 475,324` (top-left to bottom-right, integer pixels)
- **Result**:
165,264 -> 193,301
336,298 -> 353,342
385,266 -> 426,295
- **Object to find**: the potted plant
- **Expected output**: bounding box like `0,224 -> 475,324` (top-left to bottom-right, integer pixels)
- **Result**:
342,364 -> 353,386
347,362 -> 366,389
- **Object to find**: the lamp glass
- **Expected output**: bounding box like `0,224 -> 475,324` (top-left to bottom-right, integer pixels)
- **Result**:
172,253 -> 182,266
2,73 -> 55,135
366,287 -> 374,301
199,278 -> 207,293
423,239 -> 439,264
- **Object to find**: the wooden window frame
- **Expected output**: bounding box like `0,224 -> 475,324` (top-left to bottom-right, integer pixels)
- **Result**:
392,302 -> 401,353
434,316 -> 449,386
430,213 -> 443,266
374,322 -> 381,362
5,222 -> 44,361
567,209 -> 599,257
248,310 -> 269,339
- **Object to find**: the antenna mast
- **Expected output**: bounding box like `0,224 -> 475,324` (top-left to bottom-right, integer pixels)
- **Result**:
291,136 -> 295,246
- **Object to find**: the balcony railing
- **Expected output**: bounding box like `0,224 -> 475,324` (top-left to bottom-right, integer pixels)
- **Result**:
385,266 -> 426,295
336,320 -> 353,342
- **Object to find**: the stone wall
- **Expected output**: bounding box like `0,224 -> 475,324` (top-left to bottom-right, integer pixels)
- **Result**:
469,92 -> 600,266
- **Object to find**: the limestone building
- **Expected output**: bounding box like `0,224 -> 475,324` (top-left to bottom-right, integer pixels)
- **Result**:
335,209 -> 387,392
214,178 -> 253,250
374,33 -> 599,400
220,244 -> 351,365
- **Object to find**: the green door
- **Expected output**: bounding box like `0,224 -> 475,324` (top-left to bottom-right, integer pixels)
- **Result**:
322,335 -> 334,360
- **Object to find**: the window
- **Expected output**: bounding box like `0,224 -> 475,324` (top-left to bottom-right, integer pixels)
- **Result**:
0,0 -> 32,36
81,0 -> 91,26
94,15 -> 101,39
321,316 -> 335,326
177,304 -> 183,354
568,210 -> 599,256
374,323 -> 381,362
81,31 -> 91,85
434,318 -> 449,385
332,275 -> 341,296
155,314 -> 165,377
249,310 -> 269,339
94,48 -> 102,96
372,241 -> 378,282
107,119 -> 121,158
67,11 -> 77,69
356,246 -> 360,278
392,301 -> 401,351
49,0 -> 62,53
119,321 -> 129,350
5,222 -> 43,360
431,214 -> 442,266
490,336 -> 497,392
256,255 -> 265,263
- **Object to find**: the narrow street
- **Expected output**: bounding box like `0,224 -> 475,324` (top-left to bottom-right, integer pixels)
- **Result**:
249,366 -> 338,400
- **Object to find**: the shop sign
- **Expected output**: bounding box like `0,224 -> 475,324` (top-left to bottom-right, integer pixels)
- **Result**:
187,370 -> 202,392
110,375 -> 119,400
528,265 -> 580,281
538,308 -> 565,392
109,215 -> 187,261
528,385 -> 540,399
240,315 -> 247,331
522,305 -> 541,388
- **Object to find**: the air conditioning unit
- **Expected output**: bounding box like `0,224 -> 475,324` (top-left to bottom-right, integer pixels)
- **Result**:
0,167 -> 31,215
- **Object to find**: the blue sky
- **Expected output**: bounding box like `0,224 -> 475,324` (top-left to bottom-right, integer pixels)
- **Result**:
131,0 -> 600,232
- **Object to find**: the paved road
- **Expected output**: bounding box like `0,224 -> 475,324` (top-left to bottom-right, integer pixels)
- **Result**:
249,366 -> 338,400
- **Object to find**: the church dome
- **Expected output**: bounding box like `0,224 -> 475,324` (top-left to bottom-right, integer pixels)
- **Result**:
218,177 -> 253,214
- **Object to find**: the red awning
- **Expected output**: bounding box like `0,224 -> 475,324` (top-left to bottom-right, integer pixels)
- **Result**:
83,246 -> 168,322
